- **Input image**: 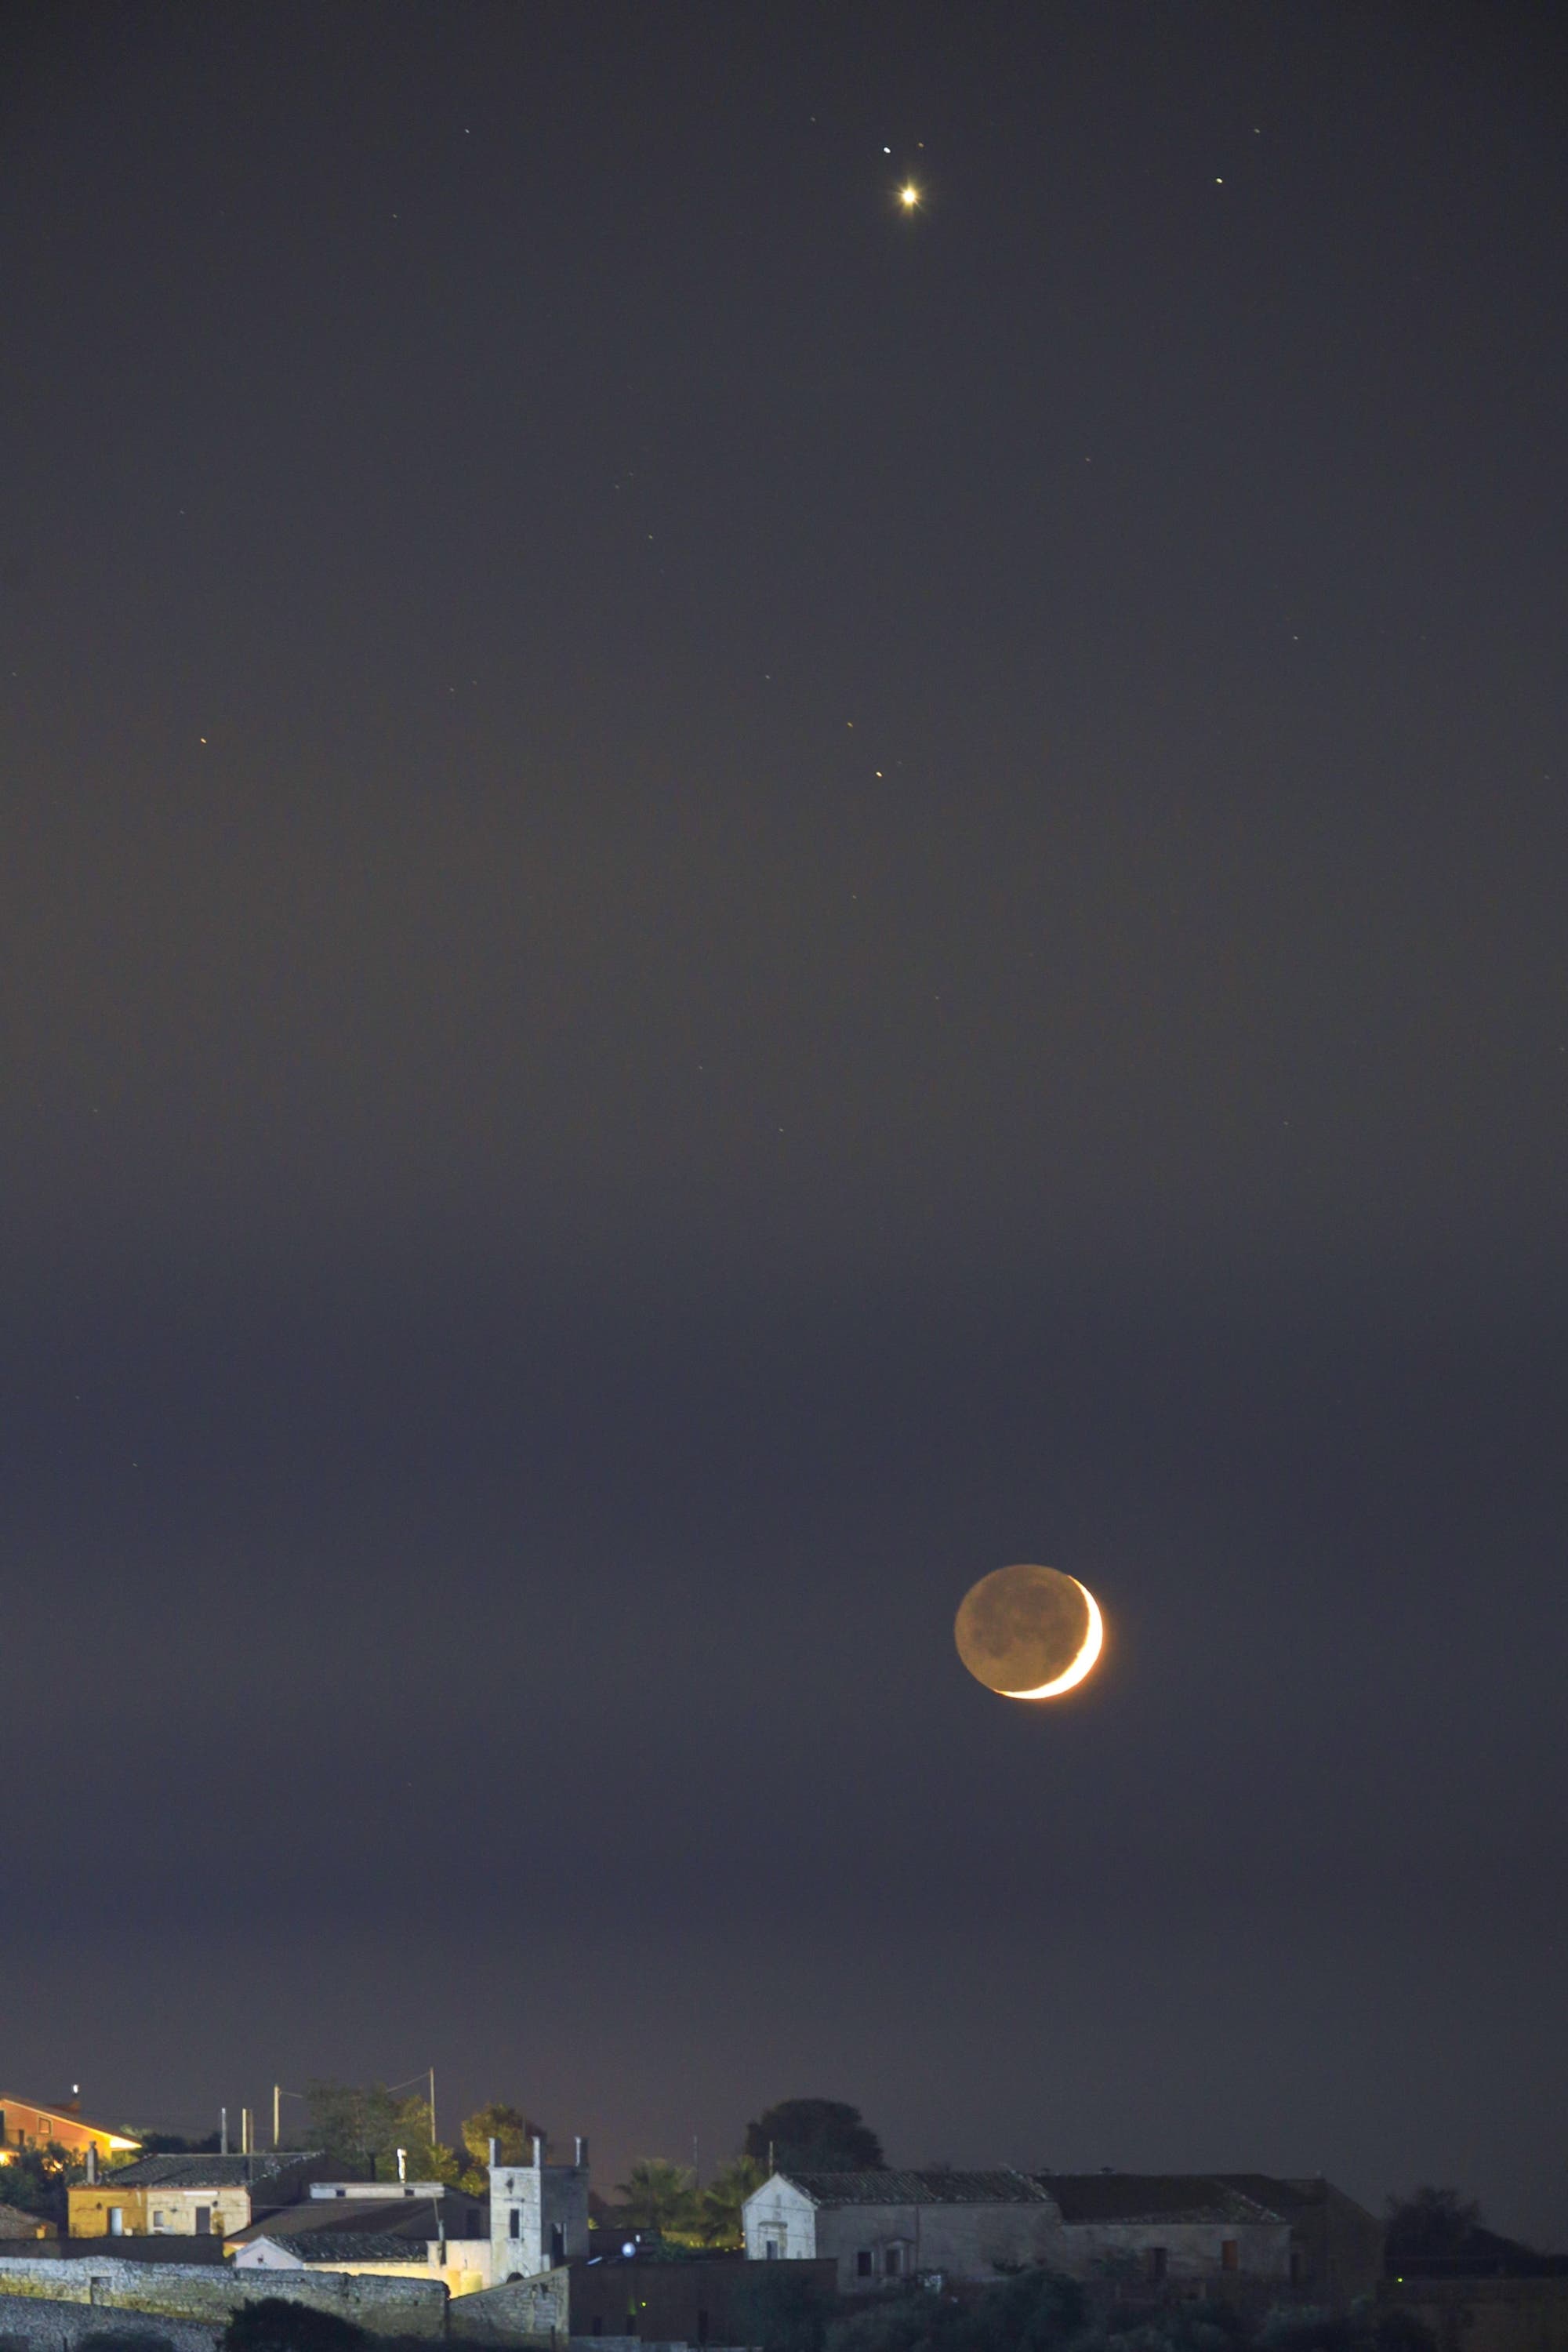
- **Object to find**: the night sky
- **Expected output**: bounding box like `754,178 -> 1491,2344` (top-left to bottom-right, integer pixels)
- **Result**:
4,2 -> 1566,2246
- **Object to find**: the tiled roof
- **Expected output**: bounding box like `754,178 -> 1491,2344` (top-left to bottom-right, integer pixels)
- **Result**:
283,2234 -> 434,2266
110,2153 -> 326,2190
779,2169 -> 1054,2208
1042,2176 -> 1289,2226
231,2198 -> 473,2248
1210,2175 -> 1329,2213
0,2204 -> 48,2240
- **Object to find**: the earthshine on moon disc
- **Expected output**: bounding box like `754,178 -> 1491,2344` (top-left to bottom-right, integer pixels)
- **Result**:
954,1563 -> 1104,1700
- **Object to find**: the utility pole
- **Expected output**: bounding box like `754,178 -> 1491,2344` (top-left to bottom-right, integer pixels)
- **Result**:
273,2087 -> 281,2150
429,2067 -> 437,2150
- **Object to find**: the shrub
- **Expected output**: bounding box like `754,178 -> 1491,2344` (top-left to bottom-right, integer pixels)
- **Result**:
222,2302 -> 368,2352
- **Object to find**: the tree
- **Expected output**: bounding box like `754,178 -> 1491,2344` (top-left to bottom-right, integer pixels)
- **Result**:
370,2094 -> 458,2187
456,2102 -> 547,2198
699,2154 -> 767,2248
744,2100 -> 884,2175
1374,2316 -> 1437,2352
615,2158 -> 699,2236
0,2145 -> 86,2227
1384,2189 -> 1482,2265
304,2081 -> 401,2167
732,2267 -> 840,2352
826,2289 -> 963,2352
302,2081 -> 456,2185
978,2266 -> 1086,2352
461,2103 -> 544,2169
223,2303 -> 365,2352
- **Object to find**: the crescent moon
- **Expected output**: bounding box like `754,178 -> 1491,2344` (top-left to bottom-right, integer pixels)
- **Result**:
999,1579 -> 1103,1700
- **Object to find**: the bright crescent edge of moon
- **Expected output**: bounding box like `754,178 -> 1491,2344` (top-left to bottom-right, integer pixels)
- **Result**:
998,1577 -> 1104,1700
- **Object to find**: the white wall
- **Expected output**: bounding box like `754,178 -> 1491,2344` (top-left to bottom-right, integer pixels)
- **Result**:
742,2182 -> 818,2263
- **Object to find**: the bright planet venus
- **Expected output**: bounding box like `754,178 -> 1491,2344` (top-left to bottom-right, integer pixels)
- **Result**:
954,1563 -> 1105,1700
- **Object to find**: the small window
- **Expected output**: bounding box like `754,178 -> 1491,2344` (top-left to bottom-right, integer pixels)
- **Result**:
856,2251 -> 873,2278
1145,2248 -> 1167,2281
550,2223 -> 566,2264
509,2210 -> 521,2239
1221,2242 -> 1239,2274
884,2247 -> 904,2279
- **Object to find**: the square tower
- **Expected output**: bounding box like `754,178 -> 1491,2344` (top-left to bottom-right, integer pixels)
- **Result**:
490,2137 -> 590,2281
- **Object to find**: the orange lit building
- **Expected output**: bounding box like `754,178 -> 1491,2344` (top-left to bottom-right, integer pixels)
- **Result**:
0,2095 -> 140,2165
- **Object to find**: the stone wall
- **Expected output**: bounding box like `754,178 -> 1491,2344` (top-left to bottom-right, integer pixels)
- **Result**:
815,2201 -> 1064,2292
0,2261 -> 446,2340
449,2272 -> 569,2342
1058,2219 -> 1292,2282
0,2292 -> 218,2352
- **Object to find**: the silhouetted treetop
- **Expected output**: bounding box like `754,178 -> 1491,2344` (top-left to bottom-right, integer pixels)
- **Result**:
745,2099 -> 884,2174
1384,2188 -> 1483,2262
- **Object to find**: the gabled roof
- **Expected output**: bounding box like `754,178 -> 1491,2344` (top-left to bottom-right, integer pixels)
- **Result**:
106,2152 -> 326,2190
1040,2176 -> 1289,2226
776,2169 -> 1055,2208
249,2232 -> 430,2266
230,2197 -> 478,2248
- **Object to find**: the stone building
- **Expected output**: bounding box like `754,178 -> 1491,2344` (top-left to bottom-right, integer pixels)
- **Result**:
1210,2176 -> 1385,2299
69,2152 -> 332,2241
230,2186 -> 490,2298
743,2170 -> 1060,2292
489,2139 -> 590,2283
1042,2175 -> 1293,2284
744,2169 -> 1378,2298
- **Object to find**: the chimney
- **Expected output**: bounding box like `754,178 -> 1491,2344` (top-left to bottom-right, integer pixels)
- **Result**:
488,2138 -> 499,2168
86,2147 -> 97,2185
575,2138 -> 586,2167
532,2136 -> 543,2170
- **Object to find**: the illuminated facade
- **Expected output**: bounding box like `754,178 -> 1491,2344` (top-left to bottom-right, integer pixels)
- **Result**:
0,2096 -> 140,2165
